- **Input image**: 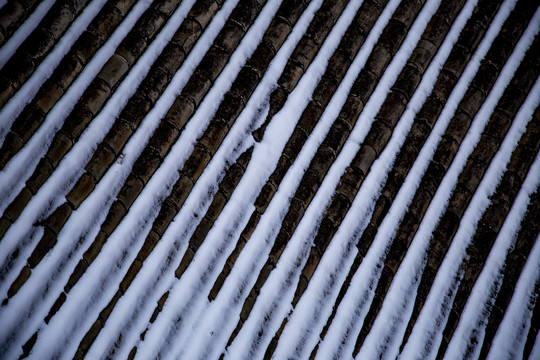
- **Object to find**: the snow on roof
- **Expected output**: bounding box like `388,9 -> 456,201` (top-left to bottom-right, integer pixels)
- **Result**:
0,0 -> 539,358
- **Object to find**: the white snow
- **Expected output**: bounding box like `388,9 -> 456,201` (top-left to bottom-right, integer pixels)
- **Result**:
444,79 -> 540,360
0,0 -> 537,359
401,5 -> 540,358
487,232 -> 540,360
275,1 -> 478,358
357,1 -> 534,357
0,0 -> 200,358
0,0 -> 55,70
0,0 -> 152,213
0,0 -> 109,142
529,332 -> 540,360
131,0 -> 329,357
304,0 -> 444,358
0,0 -> 153,299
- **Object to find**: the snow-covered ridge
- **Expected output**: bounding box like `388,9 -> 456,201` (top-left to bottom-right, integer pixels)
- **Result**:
0,0 -> 538,359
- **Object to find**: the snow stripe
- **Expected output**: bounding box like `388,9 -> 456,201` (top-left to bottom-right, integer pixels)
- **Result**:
103,1 -> 297,358
223,0 -> 442,359
0,0 -> 152,212
0,0 -> 212,358
58,3 -> 248,358
126,0 -> 338,357
487,231 -> 540,359
361,13 -> 540,360
275,0 -> 478,358
401,9 -> 540,358
0,0 -> 153,296
0,0 -> 107,138
173,0 -> 392,358
0,0 -> 55,70
446,97 -> 540,358
317,0 -> 520,358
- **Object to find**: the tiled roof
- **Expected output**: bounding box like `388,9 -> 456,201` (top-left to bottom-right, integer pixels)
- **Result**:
0,0 -> 539,358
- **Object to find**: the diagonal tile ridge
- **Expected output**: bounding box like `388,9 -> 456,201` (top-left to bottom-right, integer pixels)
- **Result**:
0,0 -> 139,169
310,0 -> 506,352
116,0 -> 315,349
1,0 -> 539,357
522,264 -> 540,359
0,0 -> 93,107
97,145 -> 254,360
252,0 -> 351,141
0,0 -> 41,46
477,185 -> 540,358
0,0 -> 186,301
261,0 -> 469,356
0,0 -> 184,238
2,0 -> 185,239
1,0 -> 260,313
69,0 -> 271,269
65,0 -> 226,210
127,0 -> 382,350
9,0 -> 305,353
434,69 -> 540,359
356,0 -> 506,271
447,118 -> 539,356
0,0 -> 228,239
210,0 -> 390,301
399,24 -> 540,351
350,0 -> 538,354
72,145 -> 254,359
223,0 -> 429,351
